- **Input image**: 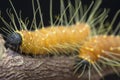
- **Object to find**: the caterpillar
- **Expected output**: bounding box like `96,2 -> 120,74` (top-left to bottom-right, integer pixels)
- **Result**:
0,0 -> 92,55
0,0 -> 120,80
1,0 -> 103,55
1,0 -> 107,55
7,23 -> 90,55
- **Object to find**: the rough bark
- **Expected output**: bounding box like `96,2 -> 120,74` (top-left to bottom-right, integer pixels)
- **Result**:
0,35 -> 119,80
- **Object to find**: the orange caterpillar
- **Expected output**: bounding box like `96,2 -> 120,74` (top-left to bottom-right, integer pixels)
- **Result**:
1,0 -> 96,55
14,23 -> 90,55
1,0 -> 104,55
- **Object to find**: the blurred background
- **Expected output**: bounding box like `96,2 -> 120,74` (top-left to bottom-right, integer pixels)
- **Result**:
0,0 -> 120,26
0,0 -> 120,80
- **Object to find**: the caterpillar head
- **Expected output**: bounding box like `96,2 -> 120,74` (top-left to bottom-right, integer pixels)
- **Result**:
5,32 -> 22,51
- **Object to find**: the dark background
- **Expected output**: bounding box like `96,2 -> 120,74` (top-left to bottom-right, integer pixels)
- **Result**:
0,0 -> 120,26
0,0 -> 120,80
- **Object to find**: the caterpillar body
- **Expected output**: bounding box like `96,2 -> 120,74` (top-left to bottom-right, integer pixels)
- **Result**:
79,35 -> 120,63
15,23 -> 90,55
0,0 -> 120,80
74,35 -> 120,79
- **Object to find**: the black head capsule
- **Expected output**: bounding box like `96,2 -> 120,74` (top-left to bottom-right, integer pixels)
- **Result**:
5,32 -> 22,51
